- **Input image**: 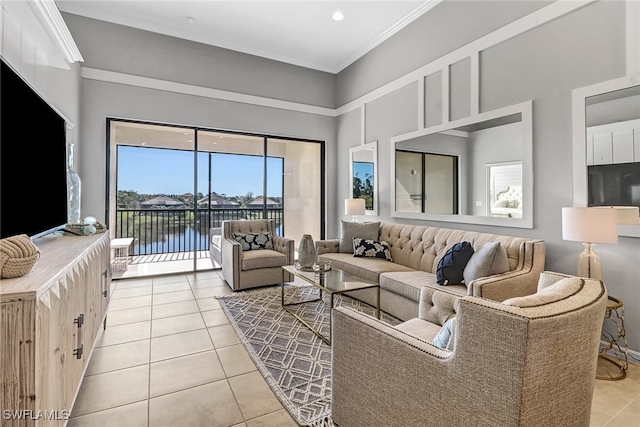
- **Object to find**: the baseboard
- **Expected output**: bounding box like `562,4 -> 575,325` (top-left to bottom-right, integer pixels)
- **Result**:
599,340 -> 640,365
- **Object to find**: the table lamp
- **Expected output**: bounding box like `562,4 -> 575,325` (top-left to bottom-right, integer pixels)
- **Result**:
345,198 -> 366,222
561,207 -> 618,280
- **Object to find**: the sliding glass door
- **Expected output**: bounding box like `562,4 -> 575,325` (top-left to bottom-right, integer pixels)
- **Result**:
108,119 -> 323,277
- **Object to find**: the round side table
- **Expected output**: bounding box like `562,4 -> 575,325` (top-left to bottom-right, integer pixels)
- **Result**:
596,295 -> 628,381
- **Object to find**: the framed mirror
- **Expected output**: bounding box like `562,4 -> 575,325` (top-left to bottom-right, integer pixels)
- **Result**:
350,141 -> 378,216
391,101 -> 533,228
572,73 -> 640,237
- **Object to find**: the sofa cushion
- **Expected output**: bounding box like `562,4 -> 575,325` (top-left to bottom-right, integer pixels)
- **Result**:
241,249 -> 288,270
353,238 -> 392,261
233,231 -> 273,251
319,252 -> 412,283
379,271 -> 466,305
463,241 -> 509,286
436,241 -> 474,285
339,221 -> 380,253
395,318 -> 442,343
502,277 -> 583,307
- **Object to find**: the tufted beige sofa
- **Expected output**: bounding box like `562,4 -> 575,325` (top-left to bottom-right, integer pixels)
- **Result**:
316,222 -> 545,322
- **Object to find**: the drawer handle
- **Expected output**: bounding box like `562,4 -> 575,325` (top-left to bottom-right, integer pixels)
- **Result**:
74,313 -> 84,328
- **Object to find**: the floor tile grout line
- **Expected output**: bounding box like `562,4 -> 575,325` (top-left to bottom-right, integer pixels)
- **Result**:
601,390 -> 640,426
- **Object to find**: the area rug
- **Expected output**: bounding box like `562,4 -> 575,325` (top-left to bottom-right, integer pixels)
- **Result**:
216,284 -> 400,427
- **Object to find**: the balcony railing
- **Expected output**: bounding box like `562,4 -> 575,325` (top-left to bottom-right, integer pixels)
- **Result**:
114,208 -> 284,256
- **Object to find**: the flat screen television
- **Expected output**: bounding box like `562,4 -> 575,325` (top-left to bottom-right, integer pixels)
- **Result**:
1,58 -> 68,239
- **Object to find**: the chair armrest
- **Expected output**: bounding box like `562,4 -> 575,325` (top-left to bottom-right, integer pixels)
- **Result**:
316,239 -> 339,255
468,239 -> 545,301
221,235 -> 242,288
272,235 -> 295,264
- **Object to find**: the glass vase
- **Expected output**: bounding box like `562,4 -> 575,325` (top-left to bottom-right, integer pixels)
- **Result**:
297,234 -> 316,269
66,143 -> 81,224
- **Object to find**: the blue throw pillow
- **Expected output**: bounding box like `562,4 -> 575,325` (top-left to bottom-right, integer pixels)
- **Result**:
433,317 -> 456,349
353,238 -> 392,261
436,241 -> 474,285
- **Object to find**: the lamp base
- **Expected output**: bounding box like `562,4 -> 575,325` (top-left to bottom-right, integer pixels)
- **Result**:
351,215 -> 359,223
577,242 -> 603,280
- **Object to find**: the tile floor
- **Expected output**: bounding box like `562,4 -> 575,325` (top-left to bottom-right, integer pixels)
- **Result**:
69,270 -> 640,427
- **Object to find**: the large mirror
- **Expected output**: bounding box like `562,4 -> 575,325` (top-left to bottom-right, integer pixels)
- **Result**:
350,141 -> 378,215
572,73 -> 640,237
391,101 -> 532,228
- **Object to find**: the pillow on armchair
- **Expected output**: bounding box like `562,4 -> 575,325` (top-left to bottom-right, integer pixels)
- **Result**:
232,231 -> 273,251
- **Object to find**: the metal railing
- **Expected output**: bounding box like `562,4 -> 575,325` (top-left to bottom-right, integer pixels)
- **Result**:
113,208 -> 284,256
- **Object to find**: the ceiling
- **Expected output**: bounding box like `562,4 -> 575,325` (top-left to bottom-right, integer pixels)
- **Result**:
55,0 -> 442,73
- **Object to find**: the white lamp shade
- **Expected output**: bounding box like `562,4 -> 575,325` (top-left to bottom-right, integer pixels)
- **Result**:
562,207 -> 618,244
345,198 -> 366,216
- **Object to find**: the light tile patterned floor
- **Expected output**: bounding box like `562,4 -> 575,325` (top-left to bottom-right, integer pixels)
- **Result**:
69,270 -> 640,427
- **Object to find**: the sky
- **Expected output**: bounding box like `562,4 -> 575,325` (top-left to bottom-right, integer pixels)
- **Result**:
117,146 -> 283,197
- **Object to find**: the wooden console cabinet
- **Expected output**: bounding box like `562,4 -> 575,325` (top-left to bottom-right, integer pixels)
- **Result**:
0,233 -> 111,427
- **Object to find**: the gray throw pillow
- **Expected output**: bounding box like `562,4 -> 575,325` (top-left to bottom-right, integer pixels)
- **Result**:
339,221 -> 380,253
462,241 -> 509,286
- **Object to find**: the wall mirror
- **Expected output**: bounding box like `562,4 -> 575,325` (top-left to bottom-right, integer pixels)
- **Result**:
391,101 -> 532,228
350,141 -> 378,216
572,73 -> 640,237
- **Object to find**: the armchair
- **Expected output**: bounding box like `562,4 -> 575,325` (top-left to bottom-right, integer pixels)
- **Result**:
331,271 -> 607,427
221,219 -> 294,291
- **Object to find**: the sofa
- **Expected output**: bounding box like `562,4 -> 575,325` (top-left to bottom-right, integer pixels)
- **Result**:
316,221 -> 545,322
331,271 -> 608,427
220,219 -> 294,291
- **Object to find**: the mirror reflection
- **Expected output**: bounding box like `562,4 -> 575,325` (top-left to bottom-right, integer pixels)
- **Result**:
350,141 -> 377,215
585,85 -> 640,220
395,113 -> 523,219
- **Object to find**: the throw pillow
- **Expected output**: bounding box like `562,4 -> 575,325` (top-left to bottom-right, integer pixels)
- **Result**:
352,238 -> 392,261
462,241 -> 510,286
232,231 -> 273,251
339,220 -> 380,253
436,241 -> 474,285
432,317 -> 456,350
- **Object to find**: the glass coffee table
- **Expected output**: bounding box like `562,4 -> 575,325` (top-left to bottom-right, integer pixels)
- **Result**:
281,264 -> 380,345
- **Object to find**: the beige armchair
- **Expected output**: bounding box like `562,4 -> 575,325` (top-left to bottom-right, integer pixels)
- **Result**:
331,271 -> 608,427
221,219 -> 294,291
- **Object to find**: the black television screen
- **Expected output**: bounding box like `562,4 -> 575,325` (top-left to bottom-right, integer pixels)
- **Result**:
1,59 -> 68,239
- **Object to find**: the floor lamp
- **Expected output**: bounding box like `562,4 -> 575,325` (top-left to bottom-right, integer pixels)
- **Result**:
561,207 -> 618,280
345,198 -> 366,222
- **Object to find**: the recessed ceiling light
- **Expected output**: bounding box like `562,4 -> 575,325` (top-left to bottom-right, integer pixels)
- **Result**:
186,17 -> 196,24
332,11 -> 344,21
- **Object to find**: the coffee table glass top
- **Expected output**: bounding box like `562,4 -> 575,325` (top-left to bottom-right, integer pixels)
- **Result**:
282,265 -> 378,293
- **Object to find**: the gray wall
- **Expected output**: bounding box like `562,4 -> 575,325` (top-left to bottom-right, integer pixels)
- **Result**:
61,13 -> 336,109
334,0 -> 640,354
336,0 -> 552,105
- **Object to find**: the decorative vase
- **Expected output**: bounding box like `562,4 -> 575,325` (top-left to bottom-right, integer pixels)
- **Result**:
66,143 -> 81,224
298,234 -> 316,269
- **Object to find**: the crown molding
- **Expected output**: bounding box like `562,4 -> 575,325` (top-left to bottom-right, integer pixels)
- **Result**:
27,0 -> 83,63
334,0 -> 443,73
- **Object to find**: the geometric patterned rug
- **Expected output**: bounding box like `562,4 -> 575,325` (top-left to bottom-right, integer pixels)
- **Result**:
216,284 -> 401,426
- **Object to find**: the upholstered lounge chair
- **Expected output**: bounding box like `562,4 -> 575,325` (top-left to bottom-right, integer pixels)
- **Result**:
221,219 -> 294,291
331,271 -> 608,427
